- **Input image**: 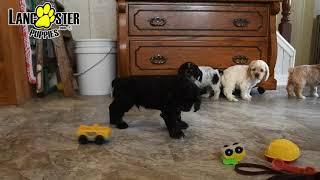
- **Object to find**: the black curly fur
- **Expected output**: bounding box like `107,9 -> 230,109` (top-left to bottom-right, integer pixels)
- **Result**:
109,75 -> 201,139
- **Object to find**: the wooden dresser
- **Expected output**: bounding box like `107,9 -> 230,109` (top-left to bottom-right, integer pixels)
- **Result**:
0,0 -> 31,105
116,0 -> 281,90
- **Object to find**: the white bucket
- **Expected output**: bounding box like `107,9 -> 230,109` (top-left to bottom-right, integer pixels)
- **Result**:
74,39 -> 116,95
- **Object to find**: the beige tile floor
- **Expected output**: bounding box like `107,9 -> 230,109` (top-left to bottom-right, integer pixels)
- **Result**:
0,88 -> 319,180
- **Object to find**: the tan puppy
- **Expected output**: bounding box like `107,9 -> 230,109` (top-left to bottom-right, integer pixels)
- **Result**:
286,64 -> 320,99
221,60 -> 269,102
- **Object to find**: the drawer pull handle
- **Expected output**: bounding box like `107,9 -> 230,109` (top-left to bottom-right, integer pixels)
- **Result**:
233,55 -> 249,64
233,18 -> 250,27
149,54 -> 167,64
148,17 -> 167,27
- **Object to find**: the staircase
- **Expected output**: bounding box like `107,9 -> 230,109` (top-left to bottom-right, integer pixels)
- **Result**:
275,31 -> 296,86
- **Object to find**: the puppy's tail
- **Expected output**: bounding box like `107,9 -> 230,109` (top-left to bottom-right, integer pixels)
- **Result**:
112,78 -> 120,88
288,67 -> 294,74
111,78 -> 121,98
286,67 -> 295,85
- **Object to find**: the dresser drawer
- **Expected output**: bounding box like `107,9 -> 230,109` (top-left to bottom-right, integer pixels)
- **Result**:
128,4 -> 269,36
129,39 -> 268,75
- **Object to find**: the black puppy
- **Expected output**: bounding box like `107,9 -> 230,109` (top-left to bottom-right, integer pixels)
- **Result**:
178,62 -> 203,82
179,62 -> 220,96
109,75 -> 201,139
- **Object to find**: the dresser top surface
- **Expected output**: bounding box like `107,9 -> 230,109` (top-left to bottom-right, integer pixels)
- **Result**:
119,0 -> 281,2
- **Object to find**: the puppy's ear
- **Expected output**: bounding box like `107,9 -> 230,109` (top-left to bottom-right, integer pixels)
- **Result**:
178,63 -> 186,75
111,78 -> 119,87
263,63 -> 270,81
247,62 -> 253,78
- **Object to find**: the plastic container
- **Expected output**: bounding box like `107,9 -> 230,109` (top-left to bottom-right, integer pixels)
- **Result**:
74,39 -> 116,95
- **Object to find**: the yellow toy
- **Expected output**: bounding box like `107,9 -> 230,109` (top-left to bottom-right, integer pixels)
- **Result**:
221,143 -> 246,165
76,124 -> 112,145
265,139 -> 300,162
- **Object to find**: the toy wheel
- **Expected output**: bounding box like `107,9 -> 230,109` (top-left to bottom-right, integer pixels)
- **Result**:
257,87 -> 265,94
78,135 -> 88,144
95,135 -> 105,145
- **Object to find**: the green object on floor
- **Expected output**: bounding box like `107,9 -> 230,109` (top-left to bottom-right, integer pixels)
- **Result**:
221,143 -> 246,166
221,156 -> 238,166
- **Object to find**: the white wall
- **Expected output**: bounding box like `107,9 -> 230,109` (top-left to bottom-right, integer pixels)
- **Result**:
288,0 -> 315,65
316,0 -> 320,16
276,0 -> 318,65
60,0 -> 117,40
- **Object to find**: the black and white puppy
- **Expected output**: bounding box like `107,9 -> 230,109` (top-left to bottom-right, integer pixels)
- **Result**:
179,62 -> 221,100
109,75 -> 201,139
178,62 -> 203,82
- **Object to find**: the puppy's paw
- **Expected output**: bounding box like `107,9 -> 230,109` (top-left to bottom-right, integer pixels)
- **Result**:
202,93 -> 211,98
227,97 -> 239,102
177,120 -> 189,129
169,129 -> 185,139
287,92 -> 295,97
212,97 -> 219,101
298,95 -> 306,100
287,93 -> 296,98
242,96 -> 252,101
312,93 -> 319,98
116,121 -> 129,129
212,94 -> 220,101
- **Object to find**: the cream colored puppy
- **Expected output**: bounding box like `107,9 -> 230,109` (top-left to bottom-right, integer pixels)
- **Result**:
221,60 -> 269,102
286,64 -> 320,99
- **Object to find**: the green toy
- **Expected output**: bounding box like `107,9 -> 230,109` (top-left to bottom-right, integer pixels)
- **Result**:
221,143 -> 246,165
221,156 -> 238,165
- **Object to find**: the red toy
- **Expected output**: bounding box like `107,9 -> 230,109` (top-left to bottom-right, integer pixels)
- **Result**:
272,159 -> 316,175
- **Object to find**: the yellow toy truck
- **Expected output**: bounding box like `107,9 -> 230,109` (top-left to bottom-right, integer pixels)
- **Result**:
76,124 -> 112,145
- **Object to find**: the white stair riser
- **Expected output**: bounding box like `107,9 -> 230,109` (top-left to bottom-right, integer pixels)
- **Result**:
275,31 -> 296,86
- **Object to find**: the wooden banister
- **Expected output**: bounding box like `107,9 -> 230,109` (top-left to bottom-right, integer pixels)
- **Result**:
278,0 -> 292,43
